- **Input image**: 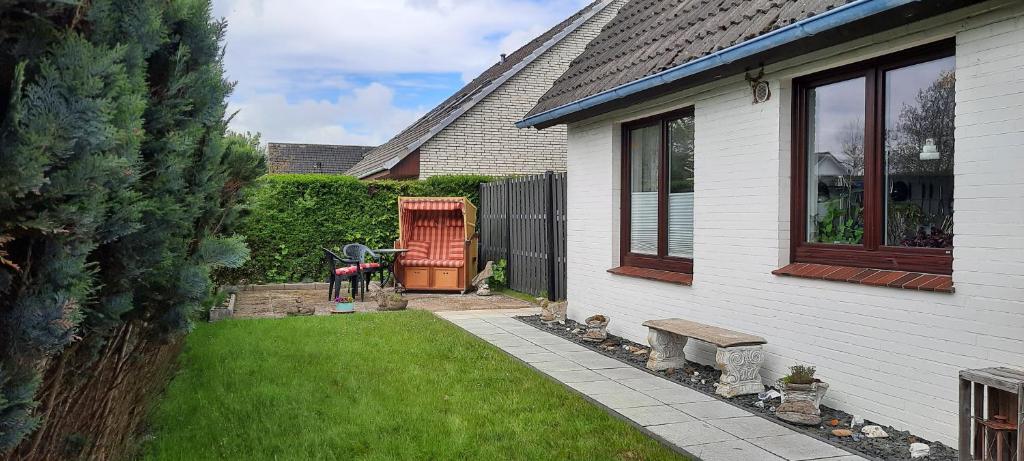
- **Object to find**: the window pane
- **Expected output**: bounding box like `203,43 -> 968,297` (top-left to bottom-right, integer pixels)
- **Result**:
806,77 -> 866,244
630,124 -> 660,255
884,56 -> 955,248
667,116 -> 694,258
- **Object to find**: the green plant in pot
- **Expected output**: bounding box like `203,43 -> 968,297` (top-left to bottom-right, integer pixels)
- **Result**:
775,365 -> 829,426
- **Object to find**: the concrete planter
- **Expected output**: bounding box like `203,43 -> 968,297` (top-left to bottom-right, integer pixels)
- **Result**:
776,381 -> 829,425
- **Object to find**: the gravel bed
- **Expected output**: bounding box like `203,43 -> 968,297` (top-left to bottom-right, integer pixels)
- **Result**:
516,315 -> 958,461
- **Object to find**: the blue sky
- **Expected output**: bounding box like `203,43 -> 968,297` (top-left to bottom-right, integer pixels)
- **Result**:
212,0 -> 590,146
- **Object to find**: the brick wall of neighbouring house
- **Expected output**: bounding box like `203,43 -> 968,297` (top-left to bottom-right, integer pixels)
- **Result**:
418,1 -> 626,178
562,2 -> 1023,446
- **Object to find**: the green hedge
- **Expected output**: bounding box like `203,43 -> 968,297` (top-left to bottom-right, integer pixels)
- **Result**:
218,174 -> 492,284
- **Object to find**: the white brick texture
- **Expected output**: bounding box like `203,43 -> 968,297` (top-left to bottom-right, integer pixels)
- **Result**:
563,3 -> 1024,445
418,1 -> 625,178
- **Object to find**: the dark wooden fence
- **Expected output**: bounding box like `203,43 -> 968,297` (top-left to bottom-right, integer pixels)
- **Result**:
479,172 -> 567,300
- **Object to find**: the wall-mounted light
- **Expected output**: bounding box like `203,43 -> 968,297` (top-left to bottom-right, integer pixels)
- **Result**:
920,138 -> 939,161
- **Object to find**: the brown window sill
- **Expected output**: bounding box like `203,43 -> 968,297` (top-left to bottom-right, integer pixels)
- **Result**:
608,266 -> 693,286
772,263 -> 953,293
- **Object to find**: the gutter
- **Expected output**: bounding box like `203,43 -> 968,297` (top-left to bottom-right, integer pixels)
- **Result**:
516,0 -> 918,129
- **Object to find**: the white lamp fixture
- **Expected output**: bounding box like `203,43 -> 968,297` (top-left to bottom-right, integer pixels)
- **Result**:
920,138 -> 940,160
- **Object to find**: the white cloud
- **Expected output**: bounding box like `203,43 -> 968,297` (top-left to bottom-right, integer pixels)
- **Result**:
229,83 -> 424,145
214,0 -> 589,145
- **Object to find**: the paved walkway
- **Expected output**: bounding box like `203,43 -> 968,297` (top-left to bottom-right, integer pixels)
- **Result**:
436,309 -> 868,461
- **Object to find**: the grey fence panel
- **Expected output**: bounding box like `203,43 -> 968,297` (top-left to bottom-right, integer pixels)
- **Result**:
478,172 -> 567,300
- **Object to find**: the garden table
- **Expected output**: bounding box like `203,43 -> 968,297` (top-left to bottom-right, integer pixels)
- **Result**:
373,248 -> 408,288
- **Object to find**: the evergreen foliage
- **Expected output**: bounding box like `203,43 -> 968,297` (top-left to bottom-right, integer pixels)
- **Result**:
217,174 -> 491,285
0,0 -> 266,452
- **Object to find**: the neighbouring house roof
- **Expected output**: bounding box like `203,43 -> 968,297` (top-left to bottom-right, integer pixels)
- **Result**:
267,143 -> 374,174
520,0 -> 982,128
345,0 -> 616,179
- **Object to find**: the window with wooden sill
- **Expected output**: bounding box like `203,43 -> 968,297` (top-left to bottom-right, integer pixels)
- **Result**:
790,40 -> 955,276
620,107 -> 694,275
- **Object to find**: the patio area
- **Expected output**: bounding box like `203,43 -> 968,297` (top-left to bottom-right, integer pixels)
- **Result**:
438,309 -> 870,461
227,283 -> 533,318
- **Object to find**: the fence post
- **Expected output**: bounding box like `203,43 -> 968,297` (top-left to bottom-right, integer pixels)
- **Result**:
545,171 -> 556,301
504,178 -> 512,288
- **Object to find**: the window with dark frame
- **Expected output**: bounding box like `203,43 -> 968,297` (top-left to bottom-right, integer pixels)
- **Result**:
791,40 -> 955,275
620,107 -> 695,274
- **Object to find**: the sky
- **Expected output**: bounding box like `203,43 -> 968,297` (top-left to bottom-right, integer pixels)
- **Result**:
211,0 -> 591,147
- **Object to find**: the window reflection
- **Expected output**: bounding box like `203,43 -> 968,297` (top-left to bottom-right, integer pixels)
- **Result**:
806,77 -> 866,245
884,56 -> 955,248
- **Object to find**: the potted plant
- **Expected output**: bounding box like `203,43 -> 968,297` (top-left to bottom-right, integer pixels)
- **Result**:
775,365 -> 829,425
375,288 -> 408,311
334,296 -> 355,314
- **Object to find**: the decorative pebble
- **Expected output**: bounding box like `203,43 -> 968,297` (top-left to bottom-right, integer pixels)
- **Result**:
910,442 -> 930,458
831,429 -> 853,437
861,425 -> 889,438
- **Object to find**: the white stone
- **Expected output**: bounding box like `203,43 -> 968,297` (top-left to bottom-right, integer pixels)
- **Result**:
910,442 -> 930,458
861,425 -> 889,438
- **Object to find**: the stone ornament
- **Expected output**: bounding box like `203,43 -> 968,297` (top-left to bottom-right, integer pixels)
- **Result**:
539,299 -> 567,325
646,329 -> 688,371
715,345 -> 766,398
581,315 -> 609,342
776,381 -> 829,426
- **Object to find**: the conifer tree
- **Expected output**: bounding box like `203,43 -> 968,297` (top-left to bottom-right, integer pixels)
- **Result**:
0,0 -> 265,452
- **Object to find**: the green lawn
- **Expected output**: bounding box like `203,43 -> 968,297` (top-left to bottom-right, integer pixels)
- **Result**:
145,311 -> 686,460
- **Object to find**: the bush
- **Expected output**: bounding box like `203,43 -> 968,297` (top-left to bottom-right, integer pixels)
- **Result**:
216,174 -> 492,284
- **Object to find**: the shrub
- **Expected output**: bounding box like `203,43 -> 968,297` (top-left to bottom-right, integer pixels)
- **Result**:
216,174 -> 492,284
782,365 -> 817,385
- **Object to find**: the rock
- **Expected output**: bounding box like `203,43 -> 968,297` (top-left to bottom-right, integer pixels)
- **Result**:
909,442 -> 930,458
472,261 -> 493,288
829,418 -> 840,427
632,348 -> 648,356
754,401 -> 765,408
475,282 -> 491,296
831,429 -> 853,437
539,300 -> 567,325
861,425 -> 889,438
776,400 -> 822,425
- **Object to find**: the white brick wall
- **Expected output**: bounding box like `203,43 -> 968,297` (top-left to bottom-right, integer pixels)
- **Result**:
564,2 -> 1024,445
419,1 -> 625,178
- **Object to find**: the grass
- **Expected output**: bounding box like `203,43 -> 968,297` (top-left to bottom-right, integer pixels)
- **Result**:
144,311 -> 686,461
496,287 -> 544,304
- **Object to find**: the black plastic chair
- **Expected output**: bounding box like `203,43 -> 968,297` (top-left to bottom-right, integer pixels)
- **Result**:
341,244 -> 383,301
323,248 -> 354,301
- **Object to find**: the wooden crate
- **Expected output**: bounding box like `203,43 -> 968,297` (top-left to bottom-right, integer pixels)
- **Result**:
959,367 -> 1022,461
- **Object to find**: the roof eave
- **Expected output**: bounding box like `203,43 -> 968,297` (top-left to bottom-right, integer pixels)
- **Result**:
518,0 -> 980,129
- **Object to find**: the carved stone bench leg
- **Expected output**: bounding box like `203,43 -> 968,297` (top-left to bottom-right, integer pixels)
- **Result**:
715,345 -> 765,398
646,328 -> 687,371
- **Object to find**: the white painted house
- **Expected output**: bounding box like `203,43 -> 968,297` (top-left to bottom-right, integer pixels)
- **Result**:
518,0 -> 1024,446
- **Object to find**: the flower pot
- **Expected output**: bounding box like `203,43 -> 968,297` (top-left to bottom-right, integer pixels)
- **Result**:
581,314 -> 609,342
334,302 -> 354,314
776,381 -> 829,425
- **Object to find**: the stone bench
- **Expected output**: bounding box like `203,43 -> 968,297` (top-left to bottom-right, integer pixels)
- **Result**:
643,319 -> 767,398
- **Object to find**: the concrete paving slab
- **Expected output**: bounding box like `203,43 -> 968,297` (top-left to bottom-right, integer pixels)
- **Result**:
516,352 -> 563,363
616,376 -> 682,391
748,434 -> 852,461
641,386 -> 715,405
672,401 -> 752,420
566,380 -> 633,395
489,336 -> 535,348
614,405 -> 695,426
545,369 -> 606,383
589,390 -> 663,410
708,416 -> 795,439
500,345 -> 550,356
646,420 -> 737,447
558,351 -> 625,369
542,342 -> 590,353
686,439 -> 786,461
532,360 -> 587,373
595,367 -> 655,381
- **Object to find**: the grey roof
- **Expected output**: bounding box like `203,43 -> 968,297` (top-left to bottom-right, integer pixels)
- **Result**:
525,0 -> 984,126
345,0 -> 614,178
267,143 -> 374,174
526,0 -> 854,119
